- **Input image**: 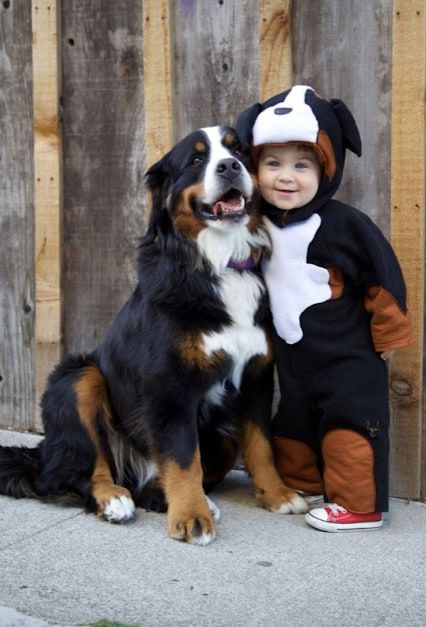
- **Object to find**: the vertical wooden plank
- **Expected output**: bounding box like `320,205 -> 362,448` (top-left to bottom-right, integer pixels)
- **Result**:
389,0 -> 425,500
170,0 -> 259,140
32,0 -> 62,430
259,0 -> 293,417
61,1 -> 146,356
259,0 -> 292,102
0,1 -> 35,430
291,0 -> 392,235
142,0 -> 173,168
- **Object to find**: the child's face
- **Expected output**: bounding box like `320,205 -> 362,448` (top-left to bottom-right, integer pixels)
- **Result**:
257,144 -> 321,211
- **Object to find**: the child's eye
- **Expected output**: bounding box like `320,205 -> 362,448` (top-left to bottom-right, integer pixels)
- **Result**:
295,161 -> 308,169
266,160 -> 280,168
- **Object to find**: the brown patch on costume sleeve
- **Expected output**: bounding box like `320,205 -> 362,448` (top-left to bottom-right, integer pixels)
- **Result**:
322,429 -> 376,513
272,436 -> 323,495
160,448 -> 215,544
241,422 -> 304,512
364,286 -> 412,351
74,365 -> 132,515
327,267 -> 344,299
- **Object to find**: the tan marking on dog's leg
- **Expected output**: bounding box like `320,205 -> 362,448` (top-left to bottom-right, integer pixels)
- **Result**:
241,422 -> 308,514
74,366 -> 135,522
161,448 -> 216,545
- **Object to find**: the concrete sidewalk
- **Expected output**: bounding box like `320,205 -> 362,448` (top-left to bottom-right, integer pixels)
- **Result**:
0,429 -> 425,627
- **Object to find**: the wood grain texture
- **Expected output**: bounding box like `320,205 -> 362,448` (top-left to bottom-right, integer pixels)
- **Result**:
389,0 -> 425,500
170,0 -> 260,140
291,0 -> 392,235
143,0 -> 173,168
0,1 -> 35,430
259,0 -> 292,101
61,1 -> 146,356
32,0 -> 62,429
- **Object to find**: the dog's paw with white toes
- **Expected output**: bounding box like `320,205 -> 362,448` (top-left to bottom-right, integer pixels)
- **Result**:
103,495 -> 136,523
206,495 -> 221,522
272,493 -> 309,515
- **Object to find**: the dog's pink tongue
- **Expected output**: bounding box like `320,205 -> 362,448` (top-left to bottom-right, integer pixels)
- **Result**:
213,196 -> 243,216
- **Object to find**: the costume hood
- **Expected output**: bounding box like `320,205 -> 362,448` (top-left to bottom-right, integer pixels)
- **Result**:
235,85 -> 362,225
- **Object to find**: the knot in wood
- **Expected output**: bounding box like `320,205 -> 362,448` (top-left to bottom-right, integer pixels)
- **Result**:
391,378 -> 412,396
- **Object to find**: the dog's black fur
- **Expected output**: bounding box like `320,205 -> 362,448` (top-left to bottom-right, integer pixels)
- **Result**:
0,126 -> 307,544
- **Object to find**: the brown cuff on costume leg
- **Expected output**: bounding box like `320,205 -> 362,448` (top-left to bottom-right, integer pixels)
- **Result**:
272,436 -> 323,495
322,429 -> 376,513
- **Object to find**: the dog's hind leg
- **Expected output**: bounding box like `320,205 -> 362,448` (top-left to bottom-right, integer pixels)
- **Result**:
74,365 -> 135,523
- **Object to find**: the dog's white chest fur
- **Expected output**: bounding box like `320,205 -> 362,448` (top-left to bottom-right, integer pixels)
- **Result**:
202,270 -> 268,398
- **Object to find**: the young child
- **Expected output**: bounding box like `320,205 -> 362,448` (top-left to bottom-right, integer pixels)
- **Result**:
236,85 -> 411,531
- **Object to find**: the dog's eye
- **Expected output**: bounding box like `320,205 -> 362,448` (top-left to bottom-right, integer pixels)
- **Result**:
192,157 -> 204,167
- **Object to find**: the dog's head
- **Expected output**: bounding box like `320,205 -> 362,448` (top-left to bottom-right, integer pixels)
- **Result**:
145,126 -> 261,241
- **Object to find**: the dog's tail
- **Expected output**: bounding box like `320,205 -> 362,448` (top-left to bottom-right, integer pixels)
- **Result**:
0,443 -> 44,498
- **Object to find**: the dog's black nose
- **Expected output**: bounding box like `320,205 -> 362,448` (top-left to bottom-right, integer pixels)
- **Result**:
216,158 -> 241,179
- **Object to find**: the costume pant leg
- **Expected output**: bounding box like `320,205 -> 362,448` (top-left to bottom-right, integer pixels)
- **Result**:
314,356 -> 390,512
271,333 -> 323,495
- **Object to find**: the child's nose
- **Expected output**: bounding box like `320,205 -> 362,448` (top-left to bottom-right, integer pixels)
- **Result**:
277,166 -> 293,181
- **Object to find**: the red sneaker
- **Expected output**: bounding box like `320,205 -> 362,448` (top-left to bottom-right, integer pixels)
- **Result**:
305,503 -> 383,532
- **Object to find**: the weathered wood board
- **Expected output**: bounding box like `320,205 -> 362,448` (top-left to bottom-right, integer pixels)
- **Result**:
291,0 -> 392,235
32,0 -> 62,429
60,1 -> 146,356
390,0 -> 425,500
0,1 -> 35,430
170,0 -> 260,139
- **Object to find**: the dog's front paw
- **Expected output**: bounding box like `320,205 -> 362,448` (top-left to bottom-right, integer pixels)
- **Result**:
96,486 -> 136,523
206,495 -> 221,522
256,486 -> 309,515
168,510 -> 216,545
268,491 -> 309,515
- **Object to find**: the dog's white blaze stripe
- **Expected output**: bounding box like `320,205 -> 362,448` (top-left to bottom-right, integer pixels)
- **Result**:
203,270 -> 268,391
201,126 -> 253,204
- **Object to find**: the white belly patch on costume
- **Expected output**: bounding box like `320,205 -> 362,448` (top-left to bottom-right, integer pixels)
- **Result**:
262,214 -> 331,344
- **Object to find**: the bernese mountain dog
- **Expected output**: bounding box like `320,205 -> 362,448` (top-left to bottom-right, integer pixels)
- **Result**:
0,126 -> 308,545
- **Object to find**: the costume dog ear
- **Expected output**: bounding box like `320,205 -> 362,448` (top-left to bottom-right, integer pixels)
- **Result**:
330,99 -> 362,157
235,102 -> 263,152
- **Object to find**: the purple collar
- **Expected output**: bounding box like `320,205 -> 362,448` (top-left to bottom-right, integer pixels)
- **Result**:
227,255 -> 256,271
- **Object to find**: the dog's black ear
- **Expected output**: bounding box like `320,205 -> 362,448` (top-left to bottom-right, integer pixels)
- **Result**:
146,154 -> 171,196
235,103 -> 262,153
145,154 -> 172,227
330,99 -> 362,157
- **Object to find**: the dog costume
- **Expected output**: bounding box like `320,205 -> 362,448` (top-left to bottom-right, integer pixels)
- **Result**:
236,85 -> 411,512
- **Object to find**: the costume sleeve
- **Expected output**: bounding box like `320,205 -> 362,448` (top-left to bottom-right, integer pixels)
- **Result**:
330,205 -> 412,352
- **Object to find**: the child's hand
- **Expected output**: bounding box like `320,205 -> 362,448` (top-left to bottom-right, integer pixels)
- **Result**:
380,350 -> 394,360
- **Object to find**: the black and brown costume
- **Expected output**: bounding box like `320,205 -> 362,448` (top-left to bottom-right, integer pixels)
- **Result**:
236,85 -> 411,512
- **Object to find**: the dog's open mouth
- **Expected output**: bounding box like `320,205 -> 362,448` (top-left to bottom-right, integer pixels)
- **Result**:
197,189 -> 251,222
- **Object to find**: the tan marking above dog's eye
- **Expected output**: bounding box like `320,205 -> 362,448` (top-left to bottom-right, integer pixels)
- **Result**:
224,132 -> 236,146
194,141 -> 206,152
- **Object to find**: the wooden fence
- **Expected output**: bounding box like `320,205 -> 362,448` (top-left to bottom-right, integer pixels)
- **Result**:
0,0 -> 425,501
